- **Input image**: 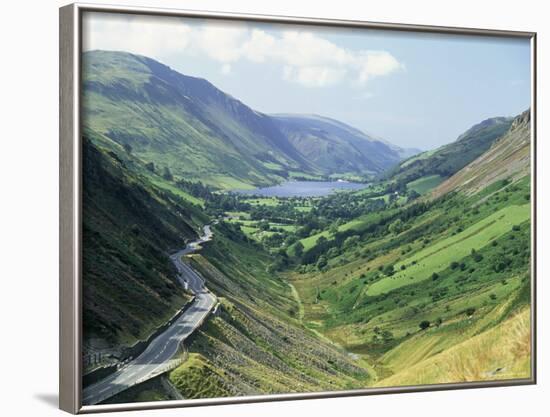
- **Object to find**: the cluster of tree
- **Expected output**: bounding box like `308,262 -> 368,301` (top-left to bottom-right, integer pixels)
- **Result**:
143,161 -> 174,182
267,248 -> 290,273
171,179 -> 252,214
205,194 -> 251,215
215,220 -> 250,244
383,180 -> 407,195
176,179 -> 215,200
248,202 -> 307,224
297,200 -> 434,269
313,192 -> 386,221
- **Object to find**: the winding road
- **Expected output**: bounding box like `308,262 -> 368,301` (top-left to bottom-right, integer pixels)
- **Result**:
82,226 -> 217,406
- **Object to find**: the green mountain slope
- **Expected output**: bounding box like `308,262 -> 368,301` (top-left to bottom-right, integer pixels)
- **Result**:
82,131 -> 208,356
272,114 -> 418,177
166,223 -> 372,397
287,111 -> 531,384
83,51 -> 410,189
389,116 -> 513,186
83,50 -> 317,189
433,110 -> 530,198
291,179 -> 530,383
96,210 -> 374,404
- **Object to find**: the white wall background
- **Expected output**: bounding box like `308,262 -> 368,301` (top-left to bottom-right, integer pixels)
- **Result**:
1,0 -> 547,415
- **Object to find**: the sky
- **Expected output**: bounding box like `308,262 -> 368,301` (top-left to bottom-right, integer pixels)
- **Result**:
83,12 -> 531,151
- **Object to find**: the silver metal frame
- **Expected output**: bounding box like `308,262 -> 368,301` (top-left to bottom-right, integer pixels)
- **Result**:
59,2 -> 537,414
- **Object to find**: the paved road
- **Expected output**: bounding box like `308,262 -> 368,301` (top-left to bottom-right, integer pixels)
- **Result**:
82,226 -> 216,406
170,225 -> 213,293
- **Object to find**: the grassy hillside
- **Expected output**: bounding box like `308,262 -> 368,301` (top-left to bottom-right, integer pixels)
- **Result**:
389,116 -> 513,187
170,353 -> 233,399
82,132 -> 208,356
83,51 -> 411,189
83,50 -> 316,189
166,223 -> 372,398
287,126 -> 531,385
193,222 -> 297,317
377,307 -> 530,386
170,299 -> 371,398
433,110 -> 531,198
366,203 -> 529,296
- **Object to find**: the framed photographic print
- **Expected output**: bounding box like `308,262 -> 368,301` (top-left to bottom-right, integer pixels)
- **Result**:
59,2 -> 537,414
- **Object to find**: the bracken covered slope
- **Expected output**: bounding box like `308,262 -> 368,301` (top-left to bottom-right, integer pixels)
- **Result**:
388,116 -> 514,185
432,110 -> 531,198
168,224 -> 372,397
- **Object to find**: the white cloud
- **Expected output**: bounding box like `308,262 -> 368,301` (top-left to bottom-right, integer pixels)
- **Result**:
83,13 -> 403,88
283,65 -> 347,88
194,24 -> 248,63
83,13 -> 192,60
357,51 -> 404,85
241,29 -> 277,62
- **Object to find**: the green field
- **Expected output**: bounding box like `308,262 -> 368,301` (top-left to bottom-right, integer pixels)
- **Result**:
288,171 -> 324,180
296,218 -> 365,251
407,175 -> 445,195
367,204 -> 530,296
243,197 -> 281,206
240,225 -> 259,237
399,149 -> 437,168
224,211 -> 249,220
272,223 -> 297,232
149,177 -> 204,207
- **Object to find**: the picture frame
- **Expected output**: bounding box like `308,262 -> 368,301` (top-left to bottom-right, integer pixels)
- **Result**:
60,2 -> 537,414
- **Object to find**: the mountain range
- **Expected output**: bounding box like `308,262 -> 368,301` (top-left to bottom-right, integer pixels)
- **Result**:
82,50 -> 418,188
272,114 -> 419,177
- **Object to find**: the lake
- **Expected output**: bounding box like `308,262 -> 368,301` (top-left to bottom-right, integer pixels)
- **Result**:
234,180 -> 369,198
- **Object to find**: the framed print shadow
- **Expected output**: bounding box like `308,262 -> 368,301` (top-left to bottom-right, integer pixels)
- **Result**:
59,2 -> 537,414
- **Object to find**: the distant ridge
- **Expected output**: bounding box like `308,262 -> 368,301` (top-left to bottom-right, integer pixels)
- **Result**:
386,115 -> 514,184
271,113 -> 418,176
83,50 -> 414,188
432,109 -> 530,198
